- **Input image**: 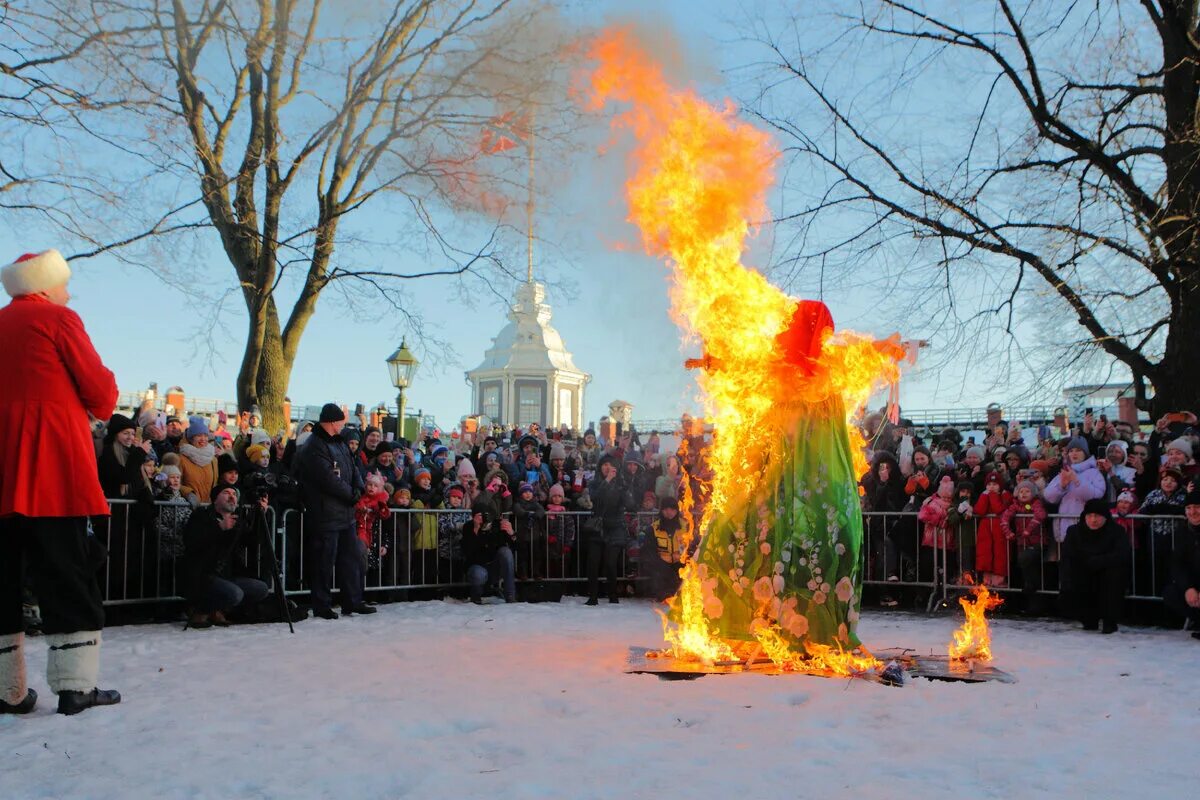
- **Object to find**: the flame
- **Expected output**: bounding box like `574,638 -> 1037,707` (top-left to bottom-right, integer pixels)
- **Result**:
753,625 -> 880,677
585,28 -> 900,669
948,583 -> 1004,661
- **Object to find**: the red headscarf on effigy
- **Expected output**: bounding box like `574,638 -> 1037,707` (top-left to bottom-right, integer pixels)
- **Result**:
775,299 -> 834,378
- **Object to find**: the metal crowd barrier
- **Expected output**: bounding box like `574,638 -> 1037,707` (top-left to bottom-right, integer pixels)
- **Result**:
93,501 -> 1177,611
93,502 -> 658,606
860,510 -> 1178,605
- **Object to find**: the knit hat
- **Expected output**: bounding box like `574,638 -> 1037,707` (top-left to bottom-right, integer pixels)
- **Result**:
1015,480 -> 1039,499
2,250 -> 70,297
965,446 -> 984,461
138,408 -> 165,430
1081,498 -> 1111,520
549,441 -> 567,462
659,496 -> 679,511
413,467 -> 431,483
1166,438 -> 1194,460
1184,489 -> 1200,508
214,485 -> 240,504
246,444 -> 269,463
364,426 -> 381,437
956,480 -> 974,494
161,452 -> 180,468
1116,489 -> 1137,505
185,416 -> 210,442
446,483 -> 466,499
217,453 -> 238,475
318,403 -> 345,423
1029,459 -> 1051,475
548,483 -> 565,500
984,471 -> 1001,486
1066,436 -> 1090,456
457,458 -> 476,479
431,444 -> 449,458
106,413 -> 136,438
159,464 -> 181,478
518,482 -> 534,495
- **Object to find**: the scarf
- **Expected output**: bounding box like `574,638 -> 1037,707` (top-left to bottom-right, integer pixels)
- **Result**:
180,442 -> 216,467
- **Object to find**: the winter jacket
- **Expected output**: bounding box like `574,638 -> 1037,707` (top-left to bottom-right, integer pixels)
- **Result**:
903,466 -> 942,510
649,516 -> 688,564
591,474 -> 635,545
512,497 -> 546,545
973,489 -> 1013,540
155,487 -> 192,561
1042,457 -> 1107,543
917,494 -> 956,550
293,426 -> 364,531
354,490 -> 391,549
179,505 -> 254,598
98,441 -> 148,499
461,516 -> 512,567
1170,522 -> 1200,592
1138,488 -> 1186,539
860,452 -> 906,513
0,294 -> 117,518
179,448 -> 219,505
1061,517 -> 1130,585
1000,498 -> 1047,547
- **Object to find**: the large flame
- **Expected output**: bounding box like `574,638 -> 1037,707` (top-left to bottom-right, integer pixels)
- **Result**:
948,583 -> 1004,661
585,29 -> 900,673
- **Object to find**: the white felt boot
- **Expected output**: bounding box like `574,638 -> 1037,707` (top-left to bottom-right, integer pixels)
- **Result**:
45,630 -> 102,693
0,632 -> 27,705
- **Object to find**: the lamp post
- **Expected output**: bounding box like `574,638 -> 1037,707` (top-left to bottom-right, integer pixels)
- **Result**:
386,339 -> 419,441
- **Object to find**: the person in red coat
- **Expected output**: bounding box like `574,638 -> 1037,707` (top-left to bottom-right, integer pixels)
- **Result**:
0,249 -> 122,716
974,471 -> 1014,587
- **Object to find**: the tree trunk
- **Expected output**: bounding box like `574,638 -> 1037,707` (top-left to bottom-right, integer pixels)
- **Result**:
1150,285 -> 1200,419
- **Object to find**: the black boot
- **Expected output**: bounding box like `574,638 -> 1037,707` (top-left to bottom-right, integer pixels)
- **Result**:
0,688 -> 36,715
344,604 -> 377,615
313,607 -> 339,620
608,597 -> 620,604
584,597 -> 599,606
57,688 -> 121,716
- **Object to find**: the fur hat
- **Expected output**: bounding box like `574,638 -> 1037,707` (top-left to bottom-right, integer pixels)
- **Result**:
1066,436 -> 1090,456
1166,438 -> 1193,460
318,403 -> 345,423
483,467 -> 507,488
246,444 -> 269,463
185,416 -> 210,442
1081,498 -> 1111,520
2,250 -> 71,297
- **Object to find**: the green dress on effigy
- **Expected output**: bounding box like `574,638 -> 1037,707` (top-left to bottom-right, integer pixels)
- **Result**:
682,300 -> 866,650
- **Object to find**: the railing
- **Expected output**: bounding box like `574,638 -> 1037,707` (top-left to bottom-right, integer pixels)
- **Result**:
90,501 -> 1178,614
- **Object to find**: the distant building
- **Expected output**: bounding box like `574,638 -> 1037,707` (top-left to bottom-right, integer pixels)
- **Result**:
465,280 -> 590,430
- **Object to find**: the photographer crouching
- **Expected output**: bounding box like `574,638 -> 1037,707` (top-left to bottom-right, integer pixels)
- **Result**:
179,487 -> 270,628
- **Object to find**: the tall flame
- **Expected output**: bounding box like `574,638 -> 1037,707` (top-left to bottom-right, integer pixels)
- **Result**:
948,583 -> 1003,661
585,29 -> 900,671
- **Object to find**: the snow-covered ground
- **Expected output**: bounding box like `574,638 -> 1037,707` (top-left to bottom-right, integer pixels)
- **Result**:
3,600 -> 1196,799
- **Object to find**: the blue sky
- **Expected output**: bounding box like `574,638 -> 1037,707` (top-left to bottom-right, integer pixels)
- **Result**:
7,1 -> 1054,429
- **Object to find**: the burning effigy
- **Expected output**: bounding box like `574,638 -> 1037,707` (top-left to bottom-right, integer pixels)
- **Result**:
585,30 -> 909,677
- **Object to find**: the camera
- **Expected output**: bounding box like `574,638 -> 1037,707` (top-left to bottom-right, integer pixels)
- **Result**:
246,471 -> 298,502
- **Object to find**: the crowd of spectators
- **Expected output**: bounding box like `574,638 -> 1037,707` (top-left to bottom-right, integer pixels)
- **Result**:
858,409 -> 1200,635
19,400 -> 1197,640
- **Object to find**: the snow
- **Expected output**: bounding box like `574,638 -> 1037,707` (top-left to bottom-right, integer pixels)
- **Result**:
3,601 -> 1197,799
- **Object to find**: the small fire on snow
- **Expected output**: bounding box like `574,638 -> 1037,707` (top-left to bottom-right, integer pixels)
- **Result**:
948,583 -> 1003,662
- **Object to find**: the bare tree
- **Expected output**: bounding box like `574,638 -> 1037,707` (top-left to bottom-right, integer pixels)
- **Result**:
743,1 -> 1199,416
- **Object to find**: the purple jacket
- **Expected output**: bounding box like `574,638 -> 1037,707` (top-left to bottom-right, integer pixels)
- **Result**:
1043,456 -> 1107,542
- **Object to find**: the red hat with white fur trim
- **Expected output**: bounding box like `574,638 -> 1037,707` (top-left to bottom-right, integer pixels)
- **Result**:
2,249 -> 71,298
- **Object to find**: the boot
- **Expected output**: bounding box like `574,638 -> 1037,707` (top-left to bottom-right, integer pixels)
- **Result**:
584,597 -> 599,606
313,607 -> 339,620
1,632 -> 29,710
210,611 -> 231,627
343,604 -> 377,615
57,688 -> 121,716
188,612 -> 212,629
0,687 -> 36,715
46,630 -> 104,698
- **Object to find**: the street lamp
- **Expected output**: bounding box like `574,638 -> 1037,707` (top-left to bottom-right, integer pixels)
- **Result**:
386,338 -> 419,440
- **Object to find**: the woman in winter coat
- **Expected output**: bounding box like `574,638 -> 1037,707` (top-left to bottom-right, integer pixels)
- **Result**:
973,471 -> 1014,586
860,451 -> 906,582
1139,467 -> 1187,594
586,454 -> 634,605
97,414 -> 151,499
1042,437 -> 1107,547
178,417 -> 219,505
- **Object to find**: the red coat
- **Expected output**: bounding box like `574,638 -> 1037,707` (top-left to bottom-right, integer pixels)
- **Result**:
0,295 -> 117,518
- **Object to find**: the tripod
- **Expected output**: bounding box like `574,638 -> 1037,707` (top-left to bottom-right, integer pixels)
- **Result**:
250,502 -> 294,634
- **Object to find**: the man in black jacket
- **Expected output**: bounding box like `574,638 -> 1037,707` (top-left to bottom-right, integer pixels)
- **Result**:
180,487 -> 270,628
294,404 -> 371,620
1061,498 -> 1131,634
586,454 -> 634,605
1163,489 -> 1200,639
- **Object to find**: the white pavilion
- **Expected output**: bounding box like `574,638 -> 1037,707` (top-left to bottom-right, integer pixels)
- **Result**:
465,279 -> 590,430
